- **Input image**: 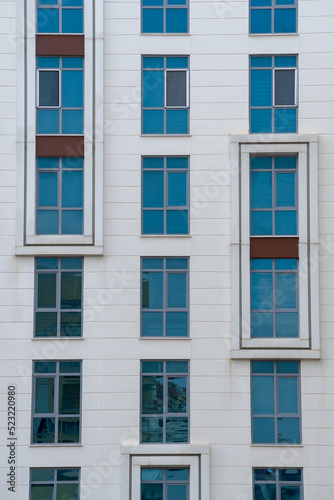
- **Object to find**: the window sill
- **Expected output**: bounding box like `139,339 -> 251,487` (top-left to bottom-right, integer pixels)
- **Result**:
140,234 -> 191,238
30,444 -> 82,447
248,33 -> 298,37
251,443 -> 303,447
16,245 -> 103,256
141,134 -> 191,137
231,349 -> 320,360
32,337 -> 84,340
141,33 -> 190,36
139,336 -> 191,340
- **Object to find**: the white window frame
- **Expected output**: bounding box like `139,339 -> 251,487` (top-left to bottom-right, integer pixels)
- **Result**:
16,0 -> 104,255
121,445 -> 210,500
273,68 -> 297,108
165,69 -> 190,109
231,134 -> 320,359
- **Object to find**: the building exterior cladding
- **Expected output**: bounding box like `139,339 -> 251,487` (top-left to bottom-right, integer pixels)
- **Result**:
0,0 -> 334,498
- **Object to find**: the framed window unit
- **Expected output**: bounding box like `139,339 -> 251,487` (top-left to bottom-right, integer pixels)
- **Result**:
142,0 -> 188,34
250,55 -> 297,133
142,157 -> 189,235
250,0 -> 297,34
37,157 -> 83,235
35,257 -> 82,337
230,136 -> 319,357
32,360 -> 81,444
141,360 -> 189,443
37,56 -> 84,135
142,56 -> 189,134
251,361 -> 301,445
251,156 -> 297,236
30,468 -> 80,499
141,258 -> 189,337
37,0 -> 83,34
141,467 -> 189,500
254,468 -> 303,499
251,258 -> 298,338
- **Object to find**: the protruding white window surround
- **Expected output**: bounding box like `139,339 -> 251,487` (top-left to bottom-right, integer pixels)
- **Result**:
230,134 -> 320,359
15,0 -> 103,256
121,445 -> 210,500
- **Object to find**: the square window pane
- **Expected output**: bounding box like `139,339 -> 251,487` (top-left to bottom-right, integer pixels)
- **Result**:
37,9 -> 59,33
251,211 -> 273,235
37,109 -> 59,134
166,109 -> 188,134
274,108 -> 297,133
276,312 -> 298,338
62,9 -> 83,33
141,484 -> 163,500
62,110 -> 83,134
251,109 -> 272,133
141,417 -> 163,442
143,110 -> 164,134
62,210 -> 83,234
166,210 -> 188,234
167,484 -> 187,500
166,417 -> 188,442
253,417 -> 275,444
35,312 -> 58,337
166,311 -> 188,337
274,8 -> 296,33
56,483 -> 79,500
277,417 -> 300,443
32,485 -> 54,500
58,417 -> 80,443
37,210 -> 59,234
275,211 -> 297,235
142,312 -> 164,336
143,210 -> 164,234
166,8 -> 188,33
61,312 -> 82,337
252,312 -> 273,338
31,468 -> 54,482
33,417 -> 55,443
281,486 -> 300,500
254,484 -> 276,499
250,9 -> 271,33
143,8 -> 164,33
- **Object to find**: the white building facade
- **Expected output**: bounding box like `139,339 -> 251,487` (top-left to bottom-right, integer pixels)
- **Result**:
1,0 -> 334,498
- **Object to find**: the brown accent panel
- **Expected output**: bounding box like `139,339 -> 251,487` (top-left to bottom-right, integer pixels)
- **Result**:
36,35 -> 84,56
250,237 -> 299,259
36,136 -> 84,157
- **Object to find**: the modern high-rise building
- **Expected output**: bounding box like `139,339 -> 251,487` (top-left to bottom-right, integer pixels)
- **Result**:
1,0 -> 334,498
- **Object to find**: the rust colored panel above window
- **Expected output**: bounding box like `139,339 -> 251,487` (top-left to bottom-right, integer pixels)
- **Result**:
36,35 -> 84,56
36,136 -> 84,157
250,237 -> 299,259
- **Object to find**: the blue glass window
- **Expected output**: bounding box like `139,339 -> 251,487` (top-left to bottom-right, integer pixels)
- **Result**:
250,0 -> 297,34
252,361 -> 301,444
251,156 -> 297,236
141,468 -> 189,500
142,157 -> 189,234
142,0 -> 188,34
142,258 -> 188,337
141,361 -> 189,443
32,361 -> 81,443
251,259 -> 298,338
31,468 -> 80,499
37,0 -> 83,34
250,55 -> 297,133
35,257 -> 83,337
37,157 -> 83,235
254,468 -> 303,499
143,56 -> 189,134
37,57 -> 84,134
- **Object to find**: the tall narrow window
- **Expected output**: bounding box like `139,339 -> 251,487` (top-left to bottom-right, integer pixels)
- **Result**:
35,257 -> 82,337
250,55 -> 297,133
37,57 -> 84,134
37,157 -> 83,235
251,361 -> 301,444
37,0 -> 84,34
32,361 -> 81,444
141,360 -> 189,443
141,258 -> 189,337
142,56 -> 189,134
142,0 -> 188,34
30,468 -> 80,499
250,0 -> 297,34
142,157 -> 189,235
251,259 -> 298,338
